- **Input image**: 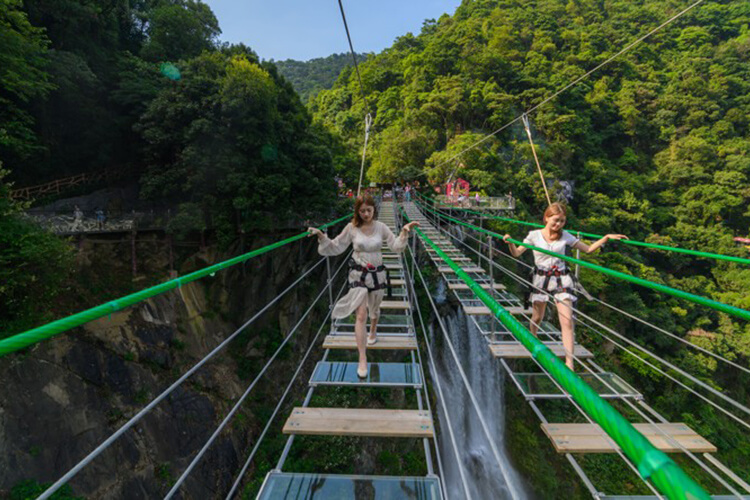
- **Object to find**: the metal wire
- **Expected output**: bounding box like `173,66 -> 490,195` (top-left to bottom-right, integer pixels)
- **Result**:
417,204 -> 747,496
406,242 -> 472,500
37,256 -> 330,500
165,254 -> 352,499
225,274 -> 350,499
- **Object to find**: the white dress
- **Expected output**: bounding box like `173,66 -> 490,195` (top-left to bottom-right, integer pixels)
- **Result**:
318,221 -> 408,319
523,229 -> 579,303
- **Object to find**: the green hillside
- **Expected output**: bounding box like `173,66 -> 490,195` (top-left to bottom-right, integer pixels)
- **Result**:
274,52 -> 369,102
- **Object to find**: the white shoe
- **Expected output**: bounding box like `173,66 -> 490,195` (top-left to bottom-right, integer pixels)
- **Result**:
367,336 -> 378,346
357,366 -> 368,378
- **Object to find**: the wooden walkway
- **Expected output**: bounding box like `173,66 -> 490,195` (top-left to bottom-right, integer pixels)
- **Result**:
262,200 -> 442,500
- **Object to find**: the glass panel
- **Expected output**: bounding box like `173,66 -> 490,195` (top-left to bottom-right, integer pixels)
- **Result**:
311,362 -> 421,387
514,372 -> 640,398
259,472 -> 442,500
338,314 -> 410,325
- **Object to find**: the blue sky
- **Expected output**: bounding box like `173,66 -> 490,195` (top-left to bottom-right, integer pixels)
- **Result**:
202,0 -> 463,61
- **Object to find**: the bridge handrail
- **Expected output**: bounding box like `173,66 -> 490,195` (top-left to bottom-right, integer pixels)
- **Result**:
416,200 -> 750,321
0,214 -> 351,357
401,206 -> 710,500
414,191 -> 750,265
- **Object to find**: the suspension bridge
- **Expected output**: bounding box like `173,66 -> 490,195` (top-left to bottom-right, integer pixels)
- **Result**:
3,0 -> 749,498
2,194 -> 749,499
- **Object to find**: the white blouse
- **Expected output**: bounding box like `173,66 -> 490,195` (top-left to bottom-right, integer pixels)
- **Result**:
523,229 -> 579,270
318,221 -> 408,265
317,221 -> 408,320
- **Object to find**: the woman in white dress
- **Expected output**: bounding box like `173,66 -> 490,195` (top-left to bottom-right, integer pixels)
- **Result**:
503,203 -> 626,370
308,195 -> 419,377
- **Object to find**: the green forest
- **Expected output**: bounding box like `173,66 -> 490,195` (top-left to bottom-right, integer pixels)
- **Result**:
2,0 -> 750,496
274,52 -> 369,102
0,0 -> 353,334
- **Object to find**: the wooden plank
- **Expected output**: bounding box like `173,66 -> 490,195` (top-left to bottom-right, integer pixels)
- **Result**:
384,263 -> 403,270
541,423 -> 716,454
323,335 -> 417,350
431,256 -> 472,262
438,266 -> 485,274
464,306 -> 531,315
390,279 -> 406,286
489,343 -> 594,359
283,407 -> 434,438
381,300 -> 410,310
449,282 -> 506,291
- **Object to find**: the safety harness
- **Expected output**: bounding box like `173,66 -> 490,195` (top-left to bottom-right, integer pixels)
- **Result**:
524,265 -> 579,307
349,260 -> 393,299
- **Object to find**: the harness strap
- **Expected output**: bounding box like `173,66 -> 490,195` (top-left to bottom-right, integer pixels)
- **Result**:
525,265 -> 580,307
349,259 -> 389,292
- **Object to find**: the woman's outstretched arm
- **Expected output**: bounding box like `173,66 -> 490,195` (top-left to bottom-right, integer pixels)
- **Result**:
503,234 -> 528,257
384,221 -> 419,252
573,234 -> 628,254
308,223 -> 353,256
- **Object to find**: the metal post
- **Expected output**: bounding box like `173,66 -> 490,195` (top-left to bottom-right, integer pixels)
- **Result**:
575,231 -> 581,279
326,230 -> 334,309
489,235 -> 495,338
412,350 -> 434,476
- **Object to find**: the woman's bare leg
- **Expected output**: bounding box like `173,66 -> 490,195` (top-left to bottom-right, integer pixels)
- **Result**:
355,303 -> 368,373
556,299 -> 575,370
368,316 -> 379,342
530,301 -> 546,337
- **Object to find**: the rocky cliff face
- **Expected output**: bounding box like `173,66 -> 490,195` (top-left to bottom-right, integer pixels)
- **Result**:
0,233 -> 330,499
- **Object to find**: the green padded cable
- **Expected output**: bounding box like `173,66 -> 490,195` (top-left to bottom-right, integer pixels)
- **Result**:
417,201 -> 750,322
401,207 -> 710,500
0,214 -> 352,357
414,191 -> 750,265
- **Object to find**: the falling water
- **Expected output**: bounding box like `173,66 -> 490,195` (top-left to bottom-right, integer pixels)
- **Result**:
427,305 -> 528,499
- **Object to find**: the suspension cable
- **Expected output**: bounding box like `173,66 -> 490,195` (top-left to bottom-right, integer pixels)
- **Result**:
426,209 -> 750,428
439,207 -> 750,376
418,201 -> 750,321
37,256 -> 331,500
225,272 -> 350,499
357,113 -> 373,196
165,253 -> 351,499
521,114 -> 552,206
336,0 -> 370,116
409,242 -> 523,500
414,191 -> 750,265
405,243 -> 473,500
414,204 -> 745,496
407,205 -> 667,498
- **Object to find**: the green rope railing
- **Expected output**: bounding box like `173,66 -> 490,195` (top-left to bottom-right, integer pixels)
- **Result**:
401,206 -> 710,500
416,200 -> 750,322
414,191 -> 750,265
0,214 -> 352,357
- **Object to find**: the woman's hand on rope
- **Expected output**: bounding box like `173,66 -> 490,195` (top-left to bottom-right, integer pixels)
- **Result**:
503,234 -> 512,244
402,221 -> 420,233
307,227 -> 324,240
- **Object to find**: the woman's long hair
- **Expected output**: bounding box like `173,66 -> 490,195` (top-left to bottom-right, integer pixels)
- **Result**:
543,202 -> 567,237
352,195 -> 377,227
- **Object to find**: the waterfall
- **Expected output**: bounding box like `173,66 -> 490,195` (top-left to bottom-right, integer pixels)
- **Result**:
428,309 -> 528,500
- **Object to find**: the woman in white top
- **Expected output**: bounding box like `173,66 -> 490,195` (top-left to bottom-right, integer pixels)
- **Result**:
503,203 -> 626,370
308,195 -> 419,377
